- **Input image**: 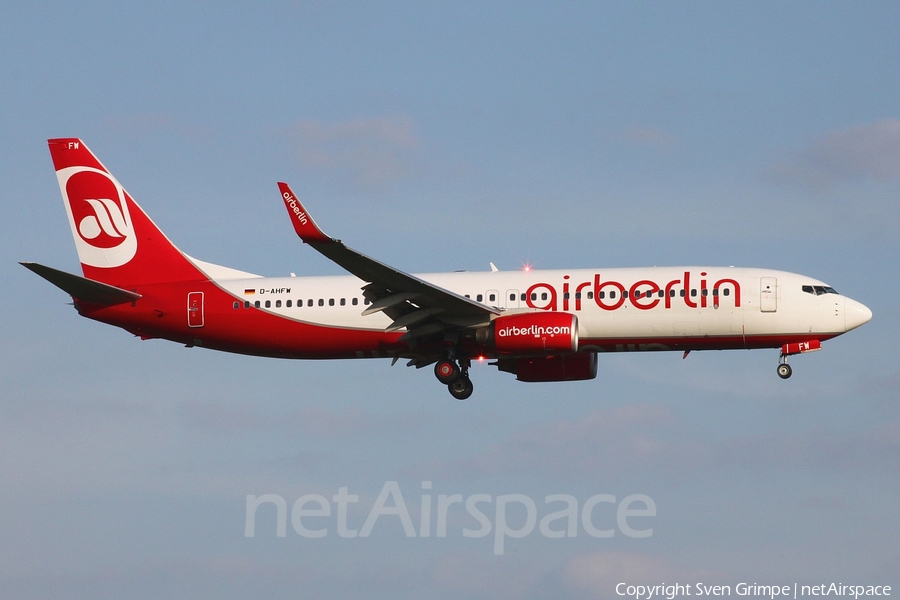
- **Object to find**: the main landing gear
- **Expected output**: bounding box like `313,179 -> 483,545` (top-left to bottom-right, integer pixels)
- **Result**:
777,357 -> 792,379
434,357 -> 473,400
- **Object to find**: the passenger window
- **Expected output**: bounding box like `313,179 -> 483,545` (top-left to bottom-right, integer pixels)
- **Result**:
723,289 -> 730,296
563,292 -> 570,300
599,291 -> 605,299
531,293 -> 537,301
489,293 -> 496,302
275,300 -> 282,308
510,293 -> 516,301
255,301 -> 261,308
690,289 -> 697,297
318,299 -> 324,306
307,299 -> 313,307
340,298 -> 346,306
286,300 -> 292,307
352,298 -> 358,306
541,292 -> 548,300
520,293 -> 526,301
610,291 -> 616,299
364,298 -> 370,305
233,301 -> 240,309
587,291 -> 593,299
679,290 -> 686,297
265,300 -> 271,308
575,292 -> 581,300
477,294 -> 483,302
328,298 -> 334,306
244,301 -> 250,308
701,289 -> 707,296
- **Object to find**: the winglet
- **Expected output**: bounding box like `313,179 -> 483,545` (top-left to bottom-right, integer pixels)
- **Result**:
278,182 -> 333,244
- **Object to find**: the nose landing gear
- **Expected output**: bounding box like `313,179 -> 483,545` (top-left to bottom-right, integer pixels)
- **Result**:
777,340 -> 822,380
777,349 -> 793,379
777,361 -> 792,379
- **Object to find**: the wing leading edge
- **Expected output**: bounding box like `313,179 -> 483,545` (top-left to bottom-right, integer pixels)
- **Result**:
277,183 -> 499,343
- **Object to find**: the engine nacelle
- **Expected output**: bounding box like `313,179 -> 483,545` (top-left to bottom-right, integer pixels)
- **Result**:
481,312 -> 579,354
497,352 -> 598,382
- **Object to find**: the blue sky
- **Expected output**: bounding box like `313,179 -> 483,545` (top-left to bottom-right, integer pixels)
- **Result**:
1,2 -> 898,598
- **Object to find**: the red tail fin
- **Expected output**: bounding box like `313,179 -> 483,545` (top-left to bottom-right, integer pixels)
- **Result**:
48,138 -> 204,287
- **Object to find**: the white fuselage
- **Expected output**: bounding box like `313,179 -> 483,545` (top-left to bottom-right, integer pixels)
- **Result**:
215,266 -> 871,351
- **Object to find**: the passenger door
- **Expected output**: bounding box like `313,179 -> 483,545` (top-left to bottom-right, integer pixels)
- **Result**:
760,278 -> 777,313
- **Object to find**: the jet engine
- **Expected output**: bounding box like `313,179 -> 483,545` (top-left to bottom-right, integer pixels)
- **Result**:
476,312 -> 578,354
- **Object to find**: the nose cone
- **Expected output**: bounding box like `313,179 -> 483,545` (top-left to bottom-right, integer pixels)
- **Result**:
844,298 -> 873,332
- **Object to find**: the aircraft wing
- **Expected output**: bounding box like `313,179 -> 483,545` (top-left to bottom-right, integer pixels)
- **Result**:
278,183 -> 498,341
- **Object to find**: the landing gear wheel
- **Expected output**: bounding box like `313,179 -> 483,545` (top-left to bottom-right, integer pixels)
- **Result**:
448,376 -> 473,400
434,360 -> 460,385
777,363 -> 792,379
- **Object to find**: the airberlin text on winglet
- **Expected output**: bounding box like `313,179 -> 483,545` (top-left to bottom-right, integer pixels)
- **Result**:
278,182 -> 331,243
283,190 -> 309,226
524,271 -> 741,312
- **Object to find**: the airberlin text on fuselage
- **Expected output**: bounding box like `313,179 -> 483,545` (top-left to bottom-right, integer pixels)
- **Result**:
525,271 -> 741,312
497,325 -> 570,338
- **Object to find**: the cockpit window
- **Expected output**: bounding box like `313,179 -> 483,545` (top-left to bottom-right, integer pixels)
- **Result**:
802,285 -> 838,296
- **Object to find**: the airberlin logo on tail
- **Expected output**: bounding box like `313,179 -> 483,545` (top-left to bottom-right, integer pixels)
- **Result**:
57,166 -> 137,268
78,198 -> 129,243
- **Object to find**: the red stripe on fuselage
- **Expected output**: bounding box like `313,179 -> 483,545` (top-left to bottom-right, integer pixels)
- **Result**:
75,275 -> 840,360
74,278 -> 406,359
578,333 -> 837,353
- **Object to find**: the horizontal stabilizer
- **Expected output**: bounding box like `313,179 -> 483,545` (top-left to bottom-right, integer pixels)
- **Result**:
20,262 -> 142,306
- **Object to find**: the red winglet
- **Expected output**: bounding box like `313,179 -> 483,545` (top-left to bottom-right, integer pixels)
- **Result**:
278,182 -> 332,244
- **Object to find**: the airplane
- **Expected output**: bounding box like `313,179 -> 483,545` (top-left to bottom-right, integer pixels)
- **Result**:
22,138 -> 872,399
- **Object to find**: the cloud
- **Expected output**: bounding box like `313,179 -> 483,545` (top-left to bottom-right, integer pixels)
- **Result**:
562,551 -> 727,599
432,552 -> 544,599
620,126 -> 680,149
177,399 -> 429,438
418,404 -> 900,481
288,115 -> 420,187
102,113 -> 216,142
420,404 -> 711,480
774,118 -> 900,187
